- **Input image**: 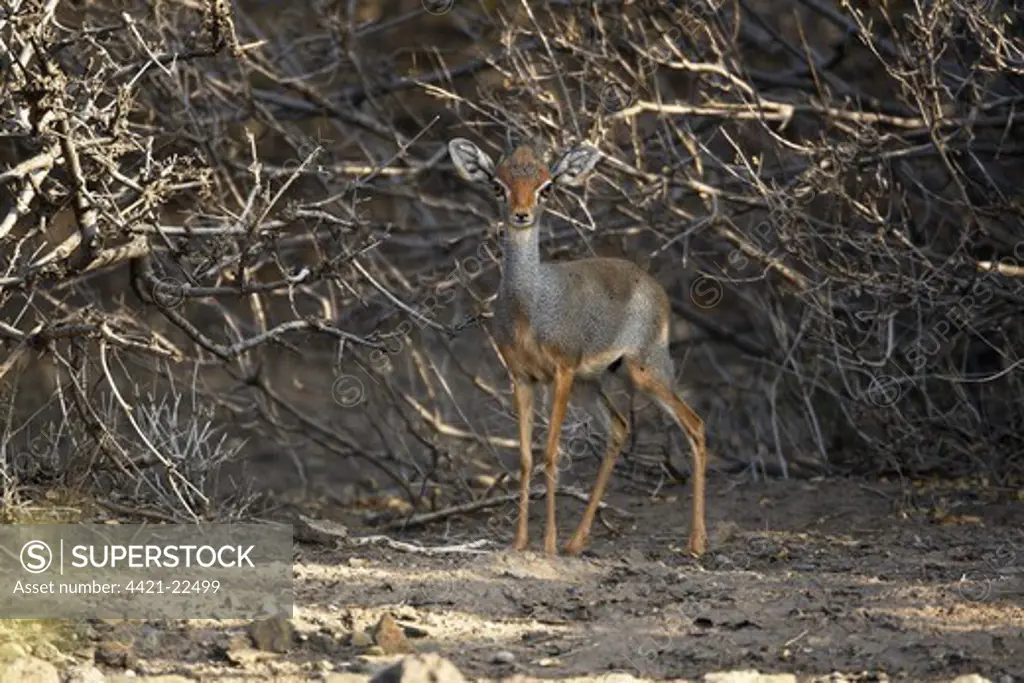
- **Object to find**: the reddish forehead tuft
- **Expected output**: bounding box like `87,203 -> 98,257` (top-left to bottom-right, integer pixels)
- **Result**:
496,145 -> 550,186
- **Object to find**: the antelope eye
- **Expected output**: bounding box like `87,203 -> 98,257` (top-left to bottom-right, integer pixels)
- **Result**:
537,182 -> 552,200
491,182 -> 506,199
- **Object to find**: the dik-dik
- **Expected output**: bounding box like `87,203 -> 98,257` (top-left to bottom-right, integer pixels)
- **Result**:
448,137 -> 707,556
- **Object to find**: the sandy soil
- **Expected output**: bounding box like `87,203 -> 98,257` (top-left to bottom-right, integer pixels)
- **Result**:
85,475 -> 1023,682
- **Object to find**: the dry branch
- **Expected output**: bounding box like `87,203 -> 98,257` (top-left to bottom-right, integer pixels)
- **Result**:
1,0 -> 1021,523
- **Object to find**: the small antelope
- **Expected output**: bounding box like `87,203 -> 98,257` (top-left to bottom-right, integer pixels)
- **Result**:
447,137 -> 707,556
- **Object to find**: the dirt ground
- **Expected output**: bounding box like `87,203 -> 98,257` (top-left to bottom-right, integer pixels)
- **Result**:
78,474 -> 1023,682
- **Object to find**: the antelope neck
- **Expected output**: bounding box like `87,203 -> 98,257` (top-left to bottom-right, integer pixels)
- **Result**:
500,220 -> 543,305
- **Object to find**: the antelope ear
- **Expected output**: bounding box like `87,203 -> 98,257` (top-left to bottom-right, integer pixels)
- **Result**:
550,145 -> 602,186
448,138 -> 497,184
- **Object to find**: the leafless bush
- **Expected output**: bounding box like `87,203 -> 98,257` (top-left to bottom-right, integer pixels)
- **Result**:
1,0 -> 1021,522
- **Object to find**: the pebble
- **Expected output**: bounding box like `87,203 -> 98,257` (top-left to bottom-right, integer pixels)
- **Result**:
247,616 -> 295,653
400,625 -> 430,639
368,654 -> 466,683
31,642 -> 67,663
350,631 -> 374,648
370,614 -> 411,655
491,650 -> 515,664
63,665 -> 106,683
323,675 -> 368,683
704,671 -> 798,683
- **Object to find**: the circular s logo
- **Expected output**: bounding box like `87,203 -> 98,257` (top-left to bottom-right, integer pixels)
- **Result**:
690,275 -> 724,309
20,540 -> 52,574
332,374 -> 365,408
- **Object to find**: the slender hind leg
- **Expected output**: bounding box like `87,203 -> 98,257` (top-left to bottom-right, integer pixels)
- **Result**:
564,389 -> 629,555
626,357 -> 707,556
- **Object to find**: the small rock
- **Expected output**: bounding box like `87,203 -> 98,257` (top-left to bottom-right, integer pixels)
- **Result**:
94,638 -> 135,670
217,634 -> 249,654
68,646 -> 95,666
535,657 -> 561,668
368,654 -> 466,683
225,647 -> 273,668
248,616 -> 295,653
0,657 -> 60,683
704,672 -> 798,683
371,615 -> 411,655
62,665 -> 105,683
214,634 -> 252,669
950,677 -> 993,683
491,651 -> 515,665
351,631 -> 374,648
0,643 -> 28,661
308,632 -> 341,655
32,642 -> 68,664
365,646 -> 386,656
316,659 -> 334,672
400,625 -> 429,639
348,558 -> 369,568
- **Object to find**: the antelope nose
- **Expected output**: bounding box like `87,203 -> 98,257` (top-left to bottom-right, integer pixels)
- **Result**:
514,212 -> 530,223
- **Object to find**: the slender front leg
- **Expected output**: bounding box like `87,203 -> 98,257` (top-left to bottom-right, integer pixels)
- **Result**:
511,377 -> 535,551
543,367 -> 576,554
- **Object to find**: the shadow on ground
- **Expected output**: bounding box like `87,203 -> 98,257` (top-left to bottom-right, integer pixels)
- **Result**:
110,477 -> 1023,682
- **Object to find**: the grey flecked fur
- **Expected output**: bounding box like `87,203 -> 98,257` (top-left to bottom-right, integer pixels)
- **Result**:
448,138 -> 676,387
448,136 -> 709,557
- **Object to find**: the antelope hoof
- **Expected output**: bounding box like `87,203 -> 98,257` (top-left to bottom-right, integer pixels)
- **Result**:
563,536 -> 586,555
687,531 -> 707,557
544,535 -> 558,555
